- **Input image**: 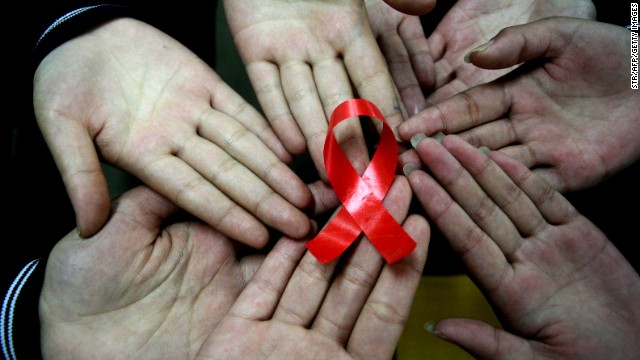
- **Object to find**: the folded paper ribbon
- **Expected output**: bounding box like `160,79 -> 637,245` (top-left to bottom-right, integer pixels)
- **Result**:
306,99 -> 416,264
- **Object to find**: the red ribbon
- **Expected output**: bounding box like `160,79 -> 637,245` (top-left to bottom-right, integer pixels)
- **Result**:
306,99 -> 416,264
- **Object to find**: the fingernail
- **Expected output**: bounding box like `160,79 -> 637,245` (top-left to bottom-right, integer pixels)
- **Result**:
479,146 -> 490,154
424,321 -> 446,339
75,227 -> 87,240
464,39 -> 494,63
393,127 -> 402,142
432,132 -> 445,143
410,133 -> 427,148
403,163 -> 418,176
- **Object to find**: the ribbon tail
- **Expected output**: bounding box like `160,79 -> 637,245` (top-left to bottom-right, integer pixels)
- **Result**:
352,197 -> 417,264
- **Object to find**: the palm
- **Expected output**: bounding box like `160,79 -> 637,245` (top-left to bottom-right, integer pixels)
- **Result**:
40,187 -> 262,359
425,0 -> 595,103
477,58 -> 639,191
405,135 -> 640,359
489,218 -> 640,358
224,0 -> 403,180
400,18 -> 640,192
33,18 -> 311,246
42,178 -> 430,360
196,176 -> 429,360
201,320 -> 353,359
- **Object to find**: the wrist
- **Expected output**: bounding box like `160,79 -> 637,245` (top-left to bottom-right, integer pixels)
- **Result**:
32,4 -> 141,76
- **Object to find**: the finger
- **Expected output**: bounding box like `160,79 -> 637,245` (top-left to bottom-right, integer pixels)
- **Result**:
398,82 -> 511,142
138,154 -> 269,248
415,136 -> 525,255
87,186 -> 181,258
398,147 -> 422,174
43,122 -> 110,237
430,57 -> 456,93
307,179 -> 340,216
377,22 -> 427,117
198,108 -> 312,209
404,140 -> 510,287
347,214 -> 430,359
274,175 -> 413,328
281,60 -> 331,180
499,139 -> 569,174
228,235 -> 310,320
430,318 -> 530,360
456,118 -> 516,149
208,72 -> 294,164
426,30 -> 446,64
466,18 -> 580,69
489,151 -> 579,226
400,15 -> 435,91
310,176 -> 414,343
176,135 -> 312,240
442,136 -> 551,240
246,62 -> 307,155
343,32 -> 405,134
313,57 -> 370,176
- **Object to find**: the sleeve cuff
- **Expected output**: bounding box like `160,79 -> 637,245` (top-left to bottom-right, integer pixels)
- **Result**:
32,4 -> 141,74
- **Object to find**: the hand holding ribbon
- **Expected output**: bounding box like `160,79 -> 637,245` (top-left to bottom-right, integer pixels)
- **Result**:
307,99 -> 416,264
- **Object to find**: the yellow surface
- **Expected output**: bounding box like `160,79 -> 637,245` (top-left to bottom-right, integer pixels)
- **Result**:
396,275 -> 502,360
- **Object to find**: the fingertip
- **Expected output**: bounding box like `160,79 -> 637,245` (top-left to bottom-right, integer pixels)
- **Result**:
74,192 -> 111,239
274,207 -> 313,239
463,39 -> 494,64
70,180 -> 111,239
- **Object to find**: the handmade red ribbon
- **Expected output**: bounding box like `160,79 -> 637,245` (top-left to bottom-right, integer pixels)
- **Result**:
306,99 -> 416,264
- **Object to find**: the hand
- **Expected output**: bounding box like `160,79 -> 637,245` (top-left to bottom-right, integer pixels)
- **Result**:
365,0 -> 434,117
399,18 -> 640,192
223,0 -> 405,181
33,18 -> 312,246
422,0 -> 595,104
402,135 -> 640,359
40,177 -> 429,359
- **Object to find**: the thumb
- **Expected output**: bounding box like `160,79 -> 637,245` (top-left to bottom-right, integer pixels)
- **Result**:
464,17 -> 580,69
426,318 -> 531,359
46,123 -> 111,238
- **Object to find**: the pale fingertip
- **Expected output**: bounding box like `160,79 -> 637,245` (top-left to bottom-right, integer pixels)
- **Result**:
424,321 -> 446,339
410,133 -> 427,149
463,39 -> 495,63
403,163 -> 418,177
432,131 -> 445,143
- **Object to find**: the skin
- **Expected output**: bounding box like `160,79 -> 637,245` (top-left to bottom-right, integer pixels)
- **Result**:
40,177 -> 430,359
417,0 -> 595,108
365,0 -> 434,117
33,18 -> 312,247
403,135 -> 640,359
399,17 -> 640,192
223,0 -> 406,181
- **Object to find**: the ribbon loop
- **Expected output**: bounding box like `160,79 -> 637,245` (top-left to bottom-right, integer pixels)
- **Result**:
306,99 -> 416,264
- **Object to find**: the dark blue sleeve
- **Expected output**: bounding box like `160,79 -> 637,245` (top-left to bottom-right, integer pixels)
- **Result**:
31,1 -> 219,76
1,259 -> 46,360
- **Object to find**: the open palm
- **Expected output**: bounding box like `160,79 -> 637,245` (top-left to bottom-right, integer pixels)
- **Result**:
404,135 -> 640,359
33,18 -> 311,246
41,177 -> 429,359
423,0 -> 595,104
224,0 -> 404,180
400,18 -> 640,192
